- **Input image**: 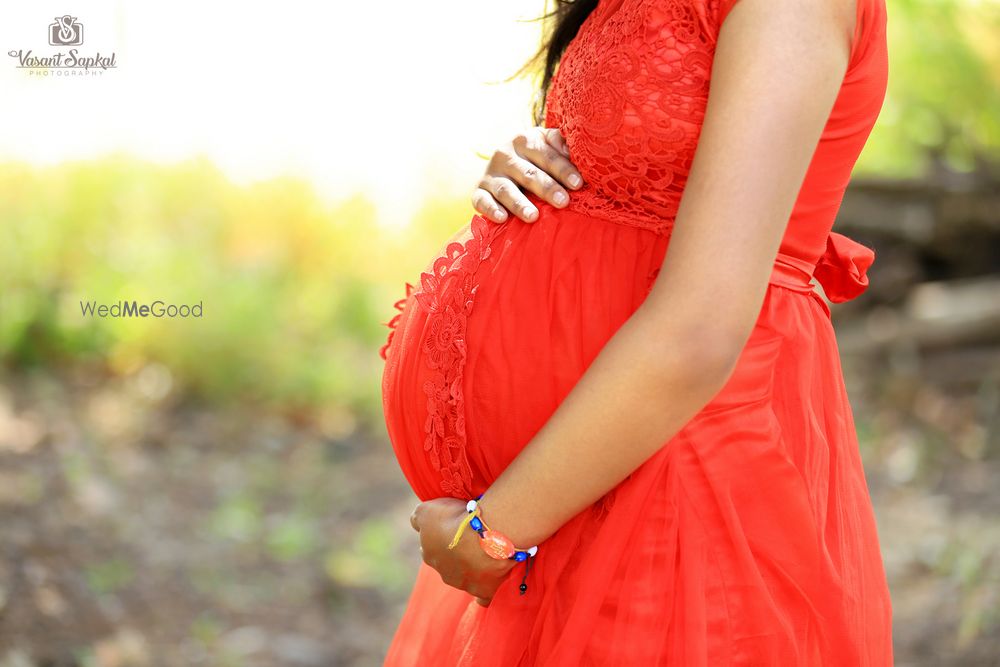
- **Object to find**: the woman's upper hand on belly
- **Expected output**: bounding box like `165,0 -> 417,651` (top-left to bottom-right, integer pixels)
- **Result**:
471,126 -> 584,224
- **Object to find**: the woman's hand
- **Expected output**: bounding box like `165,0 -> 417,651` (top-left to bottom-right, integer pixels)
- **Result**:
410,498 -> 518,607
472,127 -> 585,224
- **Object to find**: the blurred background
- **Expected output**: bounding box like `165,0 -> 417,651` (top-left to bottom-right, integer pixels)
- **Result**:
0,0 -> 998,665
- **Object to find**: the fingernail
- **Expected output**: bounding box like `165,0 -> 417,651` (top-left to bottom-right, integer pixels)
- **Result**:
523,206 -> 537,221
568,174 -> 582,188
553,191 -> 568,206
494,208 -> 507,222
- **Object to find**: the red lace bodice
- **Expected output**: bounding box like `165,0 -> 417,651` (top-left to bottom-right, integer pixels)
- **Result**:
543,0 -> 886,240
544,0 -> 732,233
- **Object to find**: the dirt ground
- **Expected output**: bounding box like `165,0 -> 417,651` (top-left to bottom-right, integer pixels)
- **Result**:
0,358 -> 997,666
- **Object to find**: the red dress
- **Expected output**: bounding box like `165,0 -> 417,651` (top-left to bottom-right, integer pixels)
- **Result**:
379,0 -> 894,664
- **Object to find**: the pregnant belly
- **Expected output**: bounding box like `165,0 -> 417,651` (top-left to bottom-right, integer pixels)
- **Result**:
380,199 -> 671,502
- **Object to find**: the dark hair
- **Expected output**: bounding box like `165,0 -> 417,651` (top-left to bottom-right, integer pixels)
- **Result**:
512,0 -> 599,126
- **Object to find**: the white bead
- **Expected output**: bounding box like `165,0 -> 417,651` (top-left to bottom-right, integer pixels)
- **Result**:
527,545 -> 538,556
466,500 -> 477,512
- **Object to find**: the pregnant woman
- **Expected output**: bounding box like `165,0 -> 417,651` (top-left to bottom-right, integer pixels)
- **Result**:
380,0 -> 894,664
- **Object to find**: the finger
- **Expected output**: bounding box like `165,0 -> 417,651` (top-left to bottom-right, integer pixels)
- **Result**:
481,175 -> 538,223
515,135 -> 584,192
501,154 -> 572,210
542,127 -> 570,158
470,187 -> 508,223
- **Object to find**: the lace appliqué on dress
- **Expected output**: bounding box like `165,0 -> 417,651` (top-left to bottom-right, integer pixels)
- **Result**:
381,215 -> 502,497
379,284 -> 413,362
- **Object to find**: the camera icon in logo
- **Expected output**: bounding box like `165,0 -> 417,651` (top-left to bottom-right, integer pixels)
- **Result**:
48,15 -> 84,46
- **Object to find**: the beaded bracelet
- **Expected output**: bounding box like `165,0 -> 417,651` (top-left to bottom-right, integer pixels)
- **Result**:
447,493 -> 539,595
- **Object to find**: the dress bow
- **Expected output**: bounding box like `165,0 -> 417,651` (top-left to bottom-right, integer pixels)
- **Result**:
812,231 -> 875,303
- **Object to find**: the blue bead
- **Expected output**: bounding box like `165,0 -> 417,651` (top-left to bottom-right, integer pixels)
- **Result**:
513,551 -> 528,561
470,516 -> 483,531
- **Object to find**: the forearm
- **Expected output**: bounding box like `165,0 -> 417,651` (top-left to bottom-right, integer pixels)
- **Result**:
476,300 -> 741,548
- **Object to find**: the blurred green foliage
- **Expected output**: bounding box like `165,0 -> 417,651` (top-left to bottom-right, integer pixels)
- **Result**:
0,0 -> 997,419
0,156 -> 466,419
858,0 -> 1000,175
324,518 -> 414,594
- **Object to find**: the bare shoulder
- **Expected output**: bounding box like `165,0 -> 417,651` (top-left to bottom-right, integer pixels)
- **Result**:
721,0 -> 856,63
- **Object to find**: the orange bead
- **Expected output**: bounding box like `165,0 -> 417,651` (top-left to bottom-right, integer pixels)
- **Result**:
479,530 -> 515,560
